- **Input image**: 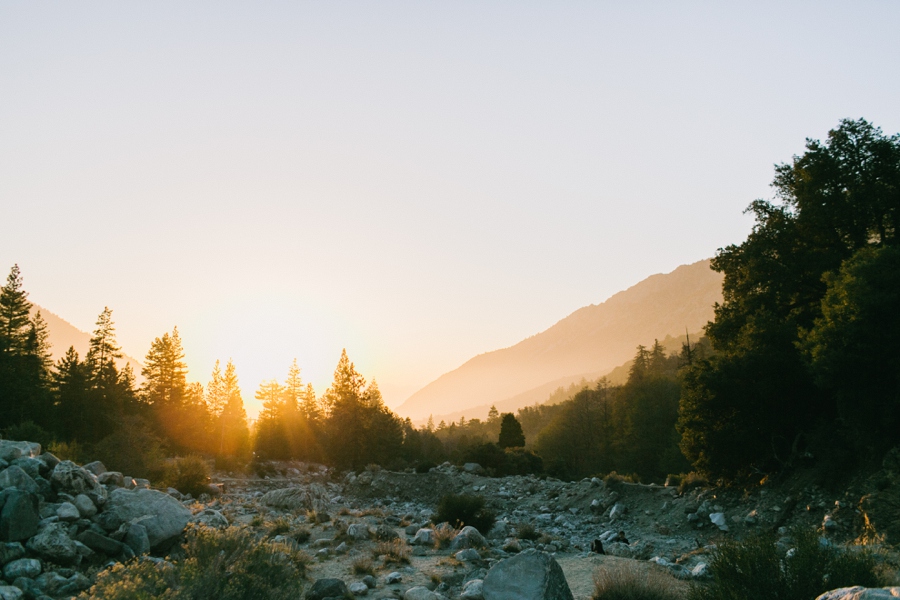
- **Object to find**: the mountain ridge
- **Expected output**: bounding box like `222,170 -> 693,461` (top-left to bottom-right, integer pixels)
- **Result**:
396,259 -> 722,421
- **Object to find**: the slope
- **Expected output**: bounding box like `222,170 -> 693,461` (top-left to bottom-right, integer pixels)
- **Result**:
397,259 -> 722,421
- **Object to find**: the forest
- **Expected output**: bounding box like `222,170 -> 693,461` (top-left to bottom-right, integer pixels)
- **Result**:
1,118 -> 898,487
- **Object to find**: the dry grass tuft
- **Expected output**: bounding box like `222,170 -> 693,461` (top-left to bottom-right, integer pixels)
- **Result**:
374,539 -> 411,565
593,563 -> 686,600
433,523 -> 459,549
352,556 -> 376,576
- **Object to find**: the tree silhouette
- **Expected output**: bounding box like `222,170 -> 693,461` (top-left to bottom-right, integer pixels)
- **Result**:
498,413 -> 525,448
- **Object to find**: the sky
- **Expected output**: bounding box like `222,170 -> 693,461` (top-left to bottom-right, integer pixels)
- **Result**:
1,2 -> 898,418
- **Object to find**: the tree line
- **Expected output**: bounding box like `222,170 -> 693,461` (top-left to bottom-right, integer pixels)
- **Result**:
2,119 -> 896,486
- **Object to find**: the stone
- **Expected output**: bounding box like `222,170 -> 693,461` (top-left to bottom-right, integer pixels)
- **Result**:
306,578 -> 349,600
57,572 -> 91,596
404,586 -> 442,600
98,471 -> 125,488
487,521 -> 509,540
38,453 -> 59,471
461,579 -> 484,600
73,494 -> 97,518
35,571 -> 69,594
456,548 -> 481,562
0,467 -> 38,495
82,461 -> 107,476
451,526 -> 486,550
0,586 -> 23,600
26,523 -> 80,564
191,509 -> 229,528
609,502 -> 627,521
50,461 -> 106,506
347,523 -> 370,540
2,558 -> 41,580
463,463 -> 485,475
349,581 -> 369,596
709,513 -> 729,531
0,491 -> 39,542
105,488 -> 191,551
412,528 -> 434,545
0,543 -> 25,565
816,588 -> 900,600
362,575 -> 377,589
10,458 -> 43,480
76,530 -> 127,556
0,441 -> 40,463
385,572 -> 403,584
57,502 -> 80,522
335,542 -> 348,554
122,522 -> 151,555
483,549 -> 573,600
261,485 -> 328,512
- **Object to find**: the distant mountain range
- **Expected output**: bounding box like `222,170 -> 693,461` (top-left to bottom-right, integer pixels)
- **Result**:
30,306 -> 143,376
396,259 -> 723,422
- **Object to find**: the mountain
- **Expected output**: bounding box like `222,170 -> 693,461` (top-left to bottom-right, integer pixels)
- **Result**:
396,259 -> 723,422
30,305 -> 143,375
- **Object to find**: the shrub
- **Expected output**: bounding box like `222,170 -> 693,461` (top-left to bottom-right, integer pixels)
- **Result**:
165,455 -> 211,498
677,472 -> 708,495
266,516 -> 292,538
93,416 -> 167,481
603,471 -> 638,489
432,523 -> 459,550
594,563 -> 686,600
375,539 -> 410,565
48,440 -> 86,463
689,528 -> 880,600
352,557 -> 375,576
4,421 -> 53,447
435,493 -> 496,534
81,525 -> 309,600
291,528 -> 311,544
516,523 -> 540,541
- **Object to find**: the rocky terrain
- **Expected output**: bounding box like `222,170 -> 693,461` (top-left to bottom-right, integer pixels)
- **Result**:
1,438 -> 898,600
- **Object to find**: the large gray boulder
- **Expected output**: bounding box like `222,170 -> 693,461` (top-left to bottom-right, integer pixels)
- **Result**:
0,491 -> 39,542
483,549 -> 573,600
50,461 -> 107,506
0,442 -> 40,464
0,467 -> 38,495
261,485 -> 328,512
817,588 -> 900,600
306,578 -> 349,600
105,488 -> 191,551
451,526 -> 486,550
26,523 -> 80,564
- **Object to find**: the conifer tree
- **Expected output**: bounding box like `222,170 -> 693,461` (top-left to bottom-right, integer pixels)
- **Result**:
216,360 -> 249,458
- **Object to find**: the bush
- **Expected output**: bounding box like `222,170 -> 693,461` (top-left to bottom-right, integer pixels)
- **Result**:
165,455 -> 211,498
352,556 -> 375,575
48,440 -> 86,463
603,471 -> 638,489
93,416 -> 167,481
374,539 -> 410,565
689,528 -> 880,600
4,421 -> 54,447
594,563 -> 686,600
81,525 -> 310,600
677,472 -> 708,495
435,493 -> 496,534
516,523 -> 540,541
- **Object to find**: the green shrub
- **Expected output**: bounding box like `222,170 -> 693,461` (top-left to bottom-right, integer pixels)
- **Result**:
689,528 -> 880,600
93,416 -> 167,481
48,440 -> 86,463
4,421 -> 54,447
435,493 -> 496,534
82,525 -> 310,600
165,455 -> 211,498
594,563 -> 686,600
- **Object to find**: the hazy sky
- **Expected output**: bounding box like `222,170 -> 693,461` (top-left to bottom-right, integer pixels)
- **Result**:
1,2 -> 898,417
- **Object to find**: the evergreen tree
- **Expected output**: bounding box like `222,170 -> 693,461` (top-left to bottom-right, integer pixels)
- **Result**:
142,327 -> 195,449
52,347 -> 92,441
216,360 -> 249,458
498,413 -> 525,448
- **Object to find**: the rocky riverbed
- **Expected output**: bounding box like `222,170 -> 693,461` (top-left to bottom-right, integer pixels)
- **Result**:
0,439 -> 898,600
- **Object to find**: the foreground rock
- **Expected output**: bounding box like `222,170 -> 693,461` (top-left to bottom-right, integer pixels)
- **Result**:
261,485 -> 328,512
817,588 -> 900,600
483,549 -> 573,600
104,488 -> 192,551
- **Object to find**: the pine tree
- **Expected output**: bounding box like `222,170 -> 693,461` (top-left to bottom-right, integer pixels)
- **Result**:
498,413 -> 526,448
216,360 -> 249,458
0,265 -> 33,356
142,327 -> 188,408
52,347 -> 92,441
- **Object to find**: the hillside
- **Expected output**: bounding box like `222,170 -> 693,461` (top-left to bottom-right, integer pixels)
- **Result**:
397,260 -> 722,421
30,305 -> 143,375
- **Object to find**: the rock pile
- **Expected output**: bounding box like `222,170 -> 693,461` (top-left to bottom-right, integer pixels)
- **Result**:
0,439 -> 194,599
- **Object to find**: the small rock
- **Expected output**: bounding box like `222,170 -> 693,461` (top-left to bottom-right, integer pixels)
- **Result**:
456,548 -> 481,562
463,463 -> 485,475
385,572 -> 402,584
56,503 -> 80,522
335,542 -> 349,554
347,523 -> 370,540
0,543 -> 25,565
362,575 -> 377,589
349,581 -> 369,596
73,495 -> 97,518
461,579 -> 484,600
0,586 -> 23,600
306,578 -> 349,600
404,586 -> 441,600
709,513 -> 728,531
451,526 -> 486,550
3,558 -> 41,580
411,528 -> 434,546
82,461 -> 107,476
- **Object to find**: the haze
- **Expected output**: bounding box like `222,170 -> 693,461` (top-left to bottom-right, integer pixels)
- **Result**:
1,2 -> 898,416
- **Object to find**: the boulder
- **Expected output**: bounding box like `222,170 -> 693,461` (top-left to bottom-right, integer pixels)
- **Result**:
0,543 -> 25,566
26,523 -> 80,564
385,572 -> 403,584
347,523 -> 370,540
10,458 -> 43,480
0,467 -> 38,495
122,521 -> 151,555
349,581 -> 369,596
306,578 -> 349,600
461,579 -> 484,600
0,441 -> 40,463
57,502 -> 80,522
105,488 -> 191,550
2,558 -> 40,580
816,589 -> 900,600
0,492 -> 40,542
74,494 -> 97,518
191,509 -> 229,528
709,512 -> 728,531
404,587 -> 442,600
0,586 -> 23,600
483,549 -> 573,600
451,526 -> 486,550
50,461 -> 107,506
261,485 -> 328,512
456,548 -> 481,562
98,471 -> 125,488
411,528 -> 434,545
463,463 -> 485,475
82,461 -> 107,476
76,531 -> 128,556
